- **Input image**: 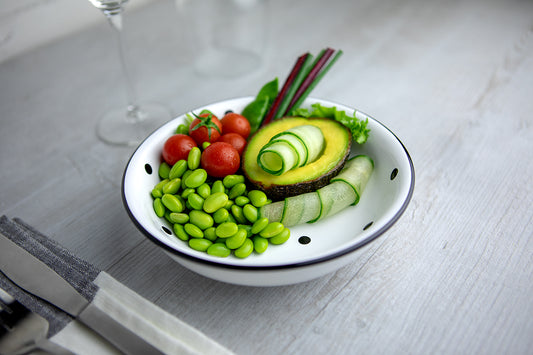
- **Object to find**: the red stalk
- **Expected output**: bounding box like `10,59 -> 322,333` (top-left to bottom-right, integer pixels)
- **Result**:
286,48 -> 335,112
261,53 -> 308,126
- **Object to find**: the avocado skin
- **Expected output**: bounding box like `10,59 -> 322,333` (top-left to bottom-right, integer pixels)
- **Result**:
242,117 -> 352,201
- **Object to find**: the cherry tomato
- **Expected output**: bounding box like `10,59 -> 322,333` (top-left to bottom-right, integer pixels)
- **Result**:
162,134 -> 197,165
218,133 -> 247,156
200,142 -> 240,178
221,112 -> 251,139
189,112 -> 222,146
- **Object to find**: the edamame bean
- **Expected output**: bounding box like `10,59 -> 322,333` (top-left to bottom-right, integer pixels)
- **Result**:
203,192 -> 229,213
202,141 -> 210,150
235,196 -> 249,206
173,223 -> 189,241
189,238 -> 212,252
216,222 -> 238,238
225,228 -> 247,249
248,190 -> 268,207
187,193 -> 204,210
223,174 -> 245,188
161,194 -> 184,213
162,178 -> 181,195
189,210 -> 214,230
251,217 -> 269,234
231,205 -> 247,224
204,227 -> 217,241
238,224 -> 252,237
269,227 -> 290,245
184,169 -> 207,188
169,160 -> 187,180
158,162 -> 171,179
211,180 -> 225,194
176,124 -> 189,135
153,198 -> 165,217
228,182 -> 246,199
187,147 -> 201,170
213,208 -> 229,224
207,243 -> 231,257
234,238 -> 254,259
184,223 -> 204,238
253,236 -> 268,254
151,179 -> 169,198
181,187 -> 195,199
243,204 -> 258,223
168,212 -> 189,224
196,183 -> 211,199
259,222 -> 284,238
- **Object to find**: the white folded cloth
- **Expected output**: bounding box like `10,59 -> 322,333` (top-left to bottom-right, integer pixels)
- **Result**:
0,216 -> 233,355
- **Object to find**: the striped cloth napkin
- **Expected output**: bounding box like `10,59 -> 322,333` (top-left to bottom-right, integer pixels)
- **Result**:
0,216 -> 233,355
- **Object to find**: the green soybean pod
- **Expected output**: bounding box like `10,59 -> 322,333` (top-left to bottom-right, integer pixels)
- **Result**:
269,227 -> 290,245
225,228 -> 247,249
203,192 -> 229,214
184,168 -> 207,188
204,227 -> 217,242
168,212 -> 189,224
234,238 -> 254,259
187,147 -> 201,170
169,160 -> 188,180
213,208 -> 229,224
216,222 -> 239,238
243,204 -> 258,223
207,243 -> 231,257
235,196 -> 250,206
248,190 -> 268,207
251,217 -> 269,234
259,222 -> 285,238
196,183 -> 211,199
153,198 -> 165,217
211,180 -> 225,194
189,210 -> 214,230
223,174 -> 245,188
158,162 -> 171,179
187,193 -> 204,210
184,223 -> 204,238
173,223 -> 189,241
162,178 -> 181,195
231,205 -> 247,224
189,238 -> 212,252
228,182 -> 246,200
161,194 -> 184,213
253,236 -> 268,254
151,179 -> 169,199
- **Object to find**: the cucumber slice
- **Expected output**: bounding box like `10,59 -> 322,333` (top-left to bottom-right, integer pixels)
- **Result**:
259,200 -> 285,222
257,141 -> 299,175
285,125 -> 324,164
312,181 -> 357,222
331,155 -> 374,205
280,191 -> 320,226
270,132 -> 308,166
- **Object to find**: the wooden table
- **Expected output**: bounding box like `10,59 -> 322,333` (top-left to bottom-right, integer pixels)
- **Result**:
1,0 -> 532,353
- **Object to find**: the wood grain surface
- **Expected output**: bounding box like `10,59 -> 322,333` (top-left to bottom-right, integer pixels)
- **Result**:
1,0 -> 532,354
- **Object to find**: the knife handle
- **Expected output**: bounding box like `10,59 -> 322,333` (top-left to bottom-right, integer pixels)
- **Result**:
79,302 -> 164,355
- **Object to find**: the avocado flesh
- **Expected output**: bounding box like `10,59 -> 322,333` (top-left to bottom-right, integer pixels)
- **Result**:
242,117 -> 352,201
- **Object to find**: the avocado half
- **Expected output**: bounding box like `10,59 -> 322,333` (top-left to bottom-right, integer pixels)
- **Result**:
242,117 -> 352,201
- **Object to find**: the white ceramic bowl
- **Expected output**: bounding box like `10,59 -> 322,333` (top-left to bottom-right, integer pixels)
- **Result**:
122,97 -> 414,286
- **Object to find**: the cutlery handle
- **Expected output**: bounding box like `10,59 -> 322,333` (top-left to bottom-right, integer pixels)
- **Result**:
79,302 -> 164,355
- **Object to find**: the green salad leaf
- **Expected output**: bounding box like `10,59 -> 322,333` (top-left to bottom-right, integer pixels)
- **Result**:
290,103 -> 370,144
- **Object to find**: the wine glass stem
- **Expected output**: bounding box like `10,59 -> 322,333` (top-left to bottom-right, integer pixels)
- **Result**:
106,11 -> 140,120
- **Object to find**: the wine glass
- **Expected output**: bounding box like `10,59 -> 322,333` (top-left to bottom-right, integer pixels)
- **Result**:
88,0 -> 171,146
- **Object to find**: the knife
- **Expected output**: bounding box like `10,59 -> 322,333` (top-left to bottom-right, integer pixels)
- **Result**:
0,232 -> 164,355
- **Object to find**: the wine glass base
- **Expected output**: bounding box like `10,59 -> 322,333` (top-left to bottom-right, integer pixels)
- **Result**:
96,103 -> 172,146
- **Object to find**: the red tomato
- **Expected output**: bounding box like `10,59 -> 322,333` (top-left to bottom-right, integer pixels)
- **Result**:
200,142 -> 240,178
162,134 -> 197,165
189,112 -> 222,146
218,133 -> 247,156
221,112 -> 251,139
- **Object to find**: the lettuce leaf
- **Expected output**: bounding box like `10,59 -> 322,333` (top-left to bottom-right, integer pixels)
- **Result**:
290,103 -> 370,144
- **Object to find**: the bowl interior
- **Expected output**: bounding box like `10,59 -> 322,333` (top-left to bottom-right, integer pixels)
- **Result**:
122,97 -> 414,269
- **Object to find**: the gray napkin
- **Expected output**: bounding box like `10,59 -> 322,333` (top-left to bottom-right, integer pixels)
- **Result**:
0,215 -> 233,355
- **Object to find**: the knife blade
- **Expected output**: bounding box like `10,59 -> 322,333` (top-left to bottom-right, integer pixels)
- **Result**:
0,231 -> 164,355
